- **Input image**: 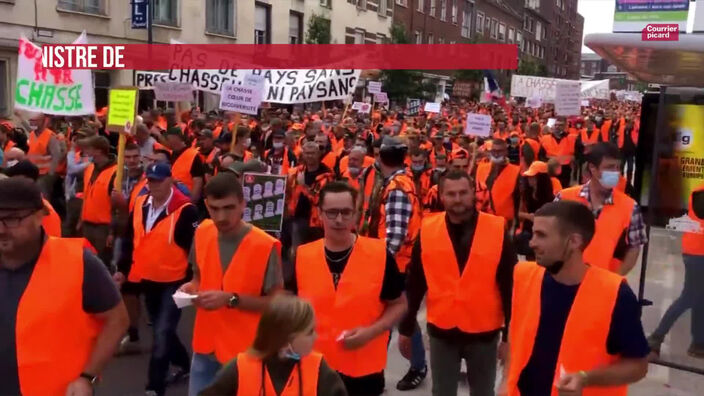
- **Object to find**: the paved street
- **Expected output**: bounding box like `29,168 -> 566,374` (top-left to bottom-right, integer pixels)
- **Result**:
99,228 -> 703,396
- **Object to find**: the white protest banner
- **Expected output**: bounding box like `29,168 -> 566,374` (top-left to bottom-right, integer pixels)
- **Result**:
424,102 -> 441,113
581,99 -> 590,107
368,81 -> 382,94
167,68 -> 361,104
352,102 -> 372,114
511,75 -> 610,101
135,71 -> 169,89
555,80 -> 581,116
547,118 -> 557,128
219,74 -> 266,115
375,92 -> 388,104
15,33 -> 95,115
464,113 -> 492,137
526,96 -> 542,108
154,82 -> 194,102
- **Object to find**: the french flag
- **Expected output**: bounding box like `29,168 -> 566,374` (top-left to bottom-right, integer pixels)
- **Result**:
483,70 -> 507,110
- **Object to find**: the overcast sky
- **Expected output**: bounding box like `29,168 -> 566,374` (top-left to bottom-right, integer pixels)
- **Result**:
579,0 -> 697,53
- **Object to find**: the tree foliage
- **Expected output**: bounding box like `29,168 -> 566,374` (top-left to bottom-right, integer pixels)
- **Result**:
517,58 -> 547,77
305,14 -> 331,44
380,22 -> 436,102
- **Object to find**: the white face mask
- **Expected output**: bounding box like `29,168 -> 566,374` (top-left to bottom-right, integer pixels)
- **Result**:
491,155 -> 505,164
6,159 -> 18,167
272,142 -> 284,150
348,166 -> 361,177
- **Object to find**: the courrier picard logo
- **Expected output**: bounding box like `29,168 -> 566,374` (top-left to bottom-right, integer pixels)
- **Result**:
642,24 -> 679,41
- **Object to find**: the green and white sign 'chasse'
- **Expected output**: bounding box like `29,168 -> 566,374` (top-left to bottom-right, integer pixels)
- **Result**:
613,0 -> 690,33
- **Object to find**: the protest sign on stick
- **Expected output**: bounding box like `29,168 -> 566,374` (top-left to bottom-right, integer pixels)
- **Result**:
107,87 -> 139,191
154,82 -> 194,102
464,113 -> 492,137
554,80 -> 581,116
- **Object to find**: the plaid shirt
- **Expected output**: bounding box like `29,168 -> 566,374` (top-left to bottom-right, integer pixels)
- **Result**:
384,169 -> 414,255
554,181 -> 648,246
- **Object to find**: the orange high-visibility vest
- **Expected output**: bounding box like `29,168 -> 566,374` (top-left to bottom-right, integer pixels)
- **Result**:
236,352 -> 322,396
264,147 -> 293,176
286,166 -> 334,228
342,169 -> 361,190
682,186 -> 704,256
81,163 -> 117,224
600,119 -> 613,142
42,198 -> 61,237
617,120 -> 638,149
172,148 -> 200,192
295,237 -> 389,377
559,185 -> 635,272
421,212 -> 505,333
550,177 -> 562,195
540,134 -> 575,165
429,147 -> 449,167
192,220 -> 280,363
520,138 -> 541,169
475,162 -> 520,223
128,177 -> 148,213
16,237 -> 102,396
321,151 -> 336,170
28,129 -> 55,175
128,194 -> 191,283
507,261 -> 626,396
377,172 -> 422,272
581,127 -> 601,145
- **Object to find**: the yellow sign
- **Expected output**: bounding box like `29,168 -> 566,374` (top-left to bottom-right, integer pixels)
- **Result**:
673,104 -> 704,208
107,88 -> 138,132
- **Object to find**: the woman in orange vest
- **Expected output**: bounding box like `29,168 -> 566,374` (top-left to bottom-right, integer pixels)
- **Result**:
648,185 -> 704,357
200,295 -> 347,396
501,201 -> 649,396
0,177 -> 128,396
291,181 -> 407,396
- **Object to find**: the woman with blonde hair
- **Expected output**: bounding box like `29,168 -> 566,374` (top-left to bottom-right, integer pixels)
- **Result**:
200,295 -> 347,396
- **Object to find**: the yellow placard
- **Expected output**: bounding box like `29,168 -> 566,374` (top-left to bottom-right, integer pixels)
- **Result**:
107,88 -> 138,131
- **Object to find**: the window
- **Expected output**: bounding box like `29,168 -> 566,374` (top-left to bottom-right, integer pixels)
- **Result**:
498,23 -> 505,41
485,16 -> 491,34
535,21 -> 541,41
289,11 -> 303,44
415,30 -> 422,44
508,27 -> 514,43
417,0 -> 424,12
153,0 -> 178,26
378,0 -> 387,15
396,0 -> 407,6
461,5 -> 471,37
254,2 -> 271,44
428,33 -> 433,44
476,12 -> 483,34
355,0 -> 367,10
438,36 -> 444,44
354,29 -> 365,44
451,0 -> 457,23
539,46 -> 544,59
490,18 -> 498,39
430,0 -> 436,16
320,0 -> 331,8
377,33 -> 387,43
450,40 -> 456,44
516,31 -> 522,50
542,26 -> 547,39
57,0 -> 106,14
0,59 -> 7,117
206,0 -> 235,36
440,0 -> 447,20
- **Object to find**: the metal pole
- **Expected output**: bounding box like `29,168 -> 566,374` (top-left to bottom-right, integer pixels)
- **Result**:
637,86 -> 668,305
147,0 -> 153,45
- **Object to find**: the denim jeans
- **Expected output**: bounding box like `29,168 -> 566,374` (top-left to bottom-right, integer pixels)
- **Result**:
652,254 -> 704,345
389,324 -> 426,370
188,353 -> 222,396
143,282 -> 191,395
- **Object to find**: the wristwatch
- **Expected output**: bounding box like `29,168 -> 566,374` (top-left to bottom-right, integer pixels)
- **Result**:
79,372 -> 99,386
227,293 -> 240,308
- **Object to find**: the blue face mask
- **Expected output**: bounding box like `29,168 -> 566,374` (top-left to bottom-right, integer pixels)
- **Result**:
283,344 -> 301,361
599,170 -> 620,189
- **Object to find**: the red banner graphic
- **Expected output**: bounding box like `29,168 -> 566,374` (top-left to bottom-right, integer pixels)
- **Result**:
40,44 -> 518,70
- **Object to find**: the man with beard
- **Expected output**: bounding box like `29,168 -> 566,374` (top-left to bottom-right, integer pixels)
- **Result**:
499,201 -> 649,396
400,170 -> 517,396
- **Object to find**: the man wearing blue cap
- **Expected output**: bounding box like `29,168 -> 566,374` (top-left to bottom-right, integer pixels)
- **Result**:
116,162 -> 200,396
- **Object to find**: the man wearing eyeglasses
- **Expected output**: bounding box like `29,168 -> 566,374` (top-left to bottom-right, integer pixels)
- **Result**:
0,177 -> 128,396
288,181 -> 407,396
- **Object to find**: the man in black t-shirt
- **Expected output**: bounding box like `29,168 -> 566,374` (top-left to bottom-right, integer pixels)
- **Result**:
500,201 -> 649,396
288,181 -> 406,396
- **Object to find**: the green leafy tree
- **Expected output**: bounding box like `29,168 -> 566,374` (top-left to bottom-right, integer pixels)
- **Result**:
305,14 -> 331,44
380,22 -> 434,102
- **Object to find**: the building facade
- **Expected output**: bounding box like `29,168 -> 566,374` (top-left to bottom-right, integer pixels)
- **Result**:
581,52 -> 637,90
0,0 -> 394,116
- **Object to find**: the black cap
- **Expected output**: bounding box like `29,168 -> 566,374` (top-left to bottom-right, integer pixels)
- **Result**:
4,160 -> 39,181
0,178 -> 44,210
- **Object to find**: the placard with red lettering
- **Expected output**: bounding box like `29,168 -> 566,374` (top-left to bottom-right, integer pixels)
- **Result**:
15,33 -> 95,116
